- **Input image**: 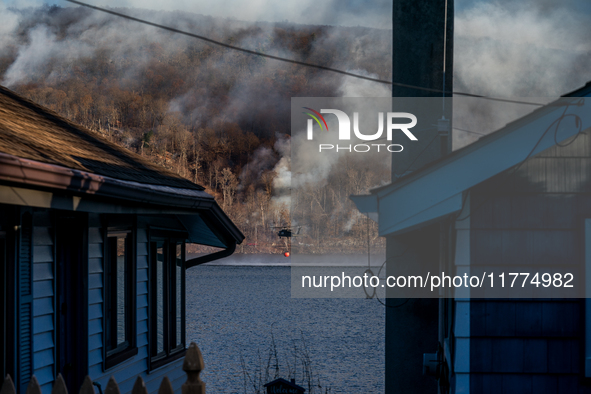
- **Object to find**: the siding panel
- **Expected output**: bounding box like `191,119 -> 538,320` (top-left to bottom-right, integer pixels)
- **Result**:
89,333 -> 102,352
89,349 -> 102,368
89,303 -> 102,320
33,295 -> 53,317
32,245 -> 53,263
89,227 -> 103,244
137,294 -> 148,309
89,273 -> 103,290
33,263 -> 53,281
89,288 -> 103,305
31,217 -> 55,389
33,280 -> 53,299
33,227 -> 53,246
491,339 -> 524,373
33,315 -> 53,335
33,332 -> 54,352
523,339 -> 547,373
33,348 -> 54,369
137,255 -> 148,269
137,242 -> 148,257
35,365 -> 54,385
137,228 -> 148,243
89,318 -> 103,336
137,268 -> 148,283
89,258 -> 103,274
88,243 -> 103,259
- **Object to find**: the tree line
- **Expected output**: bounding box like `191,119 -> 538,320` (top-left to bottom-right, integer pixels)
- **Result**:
2,5 -> 390,254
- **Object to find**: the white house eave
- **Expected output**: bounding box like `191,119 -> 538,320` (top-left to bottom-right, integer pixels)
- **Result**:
351,96 -> 591,236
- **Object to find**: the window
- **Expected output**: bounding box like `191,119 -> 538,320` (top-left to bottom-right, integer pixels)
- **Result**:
149,234 -> 185,369
104,228 -> 137,369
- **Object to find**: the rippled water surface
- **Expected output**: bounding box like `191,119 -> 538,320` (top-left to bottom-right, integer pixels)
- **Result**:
186,257 -> 384,393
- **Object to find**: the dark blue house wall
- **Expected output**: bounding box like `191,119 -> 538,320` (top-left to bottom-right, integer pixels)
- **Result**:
87,214 -> 185,394
466,130 -> 591,393
2,208 -> 187,394
32,210 -> 56,394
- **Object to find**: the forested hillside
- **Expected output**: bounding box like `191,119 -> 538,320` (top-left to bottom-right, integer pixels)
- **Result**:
1,5 -> 391,253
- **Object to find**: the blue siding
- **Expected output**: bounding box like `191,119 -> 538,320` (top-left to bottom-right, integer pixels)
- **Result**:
465,131 -> 591,392
32,212 -> 55,393
88,225 -> 186,394
89,349 -> 102,367
88,214 -> 104,379
35,365 -> 54,386
33,315 -> 53,335
34,349 -> 53,369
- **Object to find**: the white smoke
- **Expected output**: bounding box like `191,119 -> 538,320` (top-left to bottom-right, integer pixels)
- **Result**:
338,69 -> 391,97
272,134 -> 291,191
455,1 -> 591,97
451,0 -> 591,148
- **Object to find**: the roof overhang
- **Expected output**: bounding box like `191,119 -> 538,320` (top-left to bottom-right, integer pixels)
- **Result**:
352,95 -> 591,237
0,152 -> 244,246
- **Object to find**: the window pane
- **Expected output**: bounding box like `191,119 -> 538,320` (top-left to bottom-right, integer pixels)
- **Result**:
107,233 -> 129,355
156,244 -> 164,355
116,251 -> 126,347
176,243 -> 182,347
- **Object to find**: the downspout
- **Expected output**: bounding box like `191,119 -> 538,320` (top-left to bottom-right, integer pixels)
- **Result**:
185,241 -> 237,268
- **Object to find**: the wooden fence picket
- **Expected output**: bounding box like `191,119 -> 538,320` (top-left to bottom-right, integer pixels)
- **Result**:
3,341 -> 207,394
24,376 -> 41,394
78,376 -> 94,394
104,377 -> 119,394
157,377 -> 173,394
0,375 -> 16,394
50,375 -> 67,394
130,377 -> 147,394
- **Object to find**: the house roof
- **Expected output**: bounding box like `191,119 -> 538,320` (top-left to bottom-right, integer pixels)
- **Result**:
0,85 -> 202,191
0,85 -> 244,247
351,82 -> 591,236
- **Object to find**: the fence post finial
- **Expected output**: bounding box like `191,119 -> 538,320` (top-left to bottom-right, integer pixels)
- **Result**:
104,377 -> 120,394
25,376 -> 42,394
182,342 -> 205,394
0,375 -> 16,394
131,377 -> 148,394
51,374 -> 68,394
157,377 -> 173,394
79,376 -> 95,394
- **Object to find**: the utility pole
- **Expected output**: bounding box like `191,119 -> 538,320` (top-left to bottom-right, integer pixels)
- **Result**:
386,1 -> 453,393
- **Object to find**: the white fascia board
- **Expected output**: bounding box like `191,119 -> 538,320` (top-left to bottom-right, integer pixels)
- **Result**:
373,99 -> 591,236
379,192 -> 462,235
350,194 -> 378,214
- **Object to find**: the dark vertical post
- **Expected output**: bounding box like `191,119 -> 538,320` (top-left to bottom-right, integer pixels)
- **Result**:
386,1 -> 453,393
391,0 -> 454,176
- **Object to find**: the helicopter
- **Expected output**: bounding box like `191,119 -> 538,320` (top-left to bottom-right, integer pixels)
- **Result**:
270,225 -> 302,257
271,225 -> 302,238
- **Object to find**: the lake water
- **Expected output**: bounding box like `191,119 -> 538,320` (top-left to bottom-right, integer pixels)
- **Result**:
185,255 -> 385,393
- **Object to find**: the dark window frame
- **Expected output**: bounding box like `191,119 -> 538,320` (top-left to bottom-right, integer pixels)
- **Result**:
103,225 -> 138,370
148,229 -> 186,371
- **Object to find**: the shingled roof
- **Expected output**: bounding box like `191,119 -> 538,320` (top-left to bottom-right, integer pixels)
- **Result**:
0,85 -> 203,191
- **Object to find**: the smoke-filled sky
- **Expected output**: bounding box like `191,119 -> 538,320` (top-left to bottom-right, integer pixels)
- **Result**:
1,0 -> 591,152
3,0 -> 591,98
